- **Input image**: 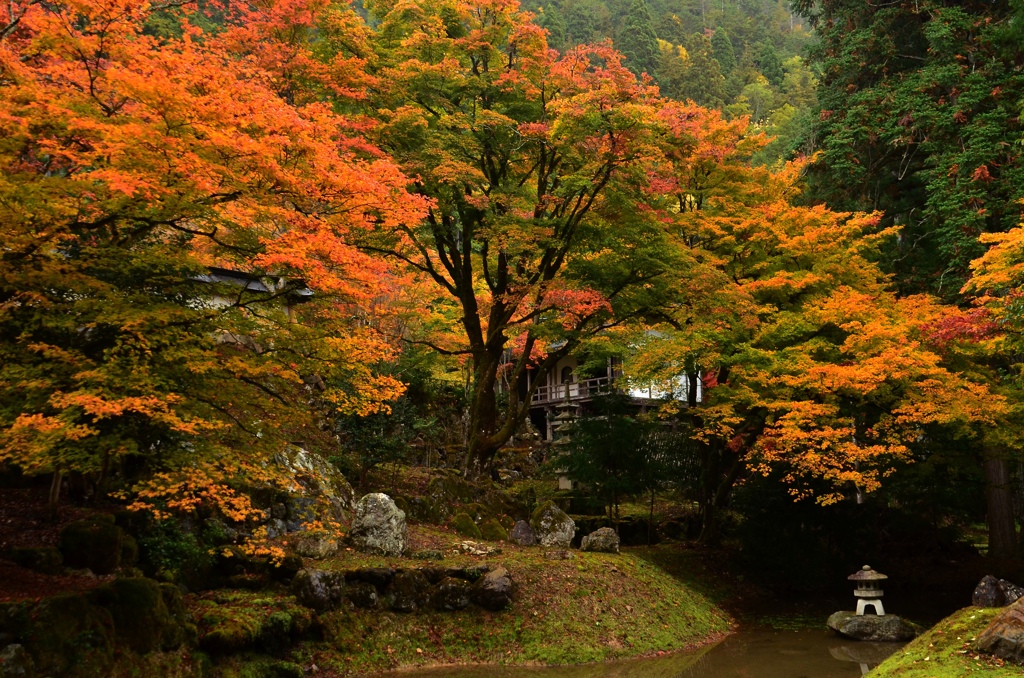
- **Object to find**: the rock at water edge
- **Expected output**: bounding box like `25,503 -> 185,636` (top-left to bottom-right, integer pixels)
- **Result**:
349,493 -> 407,557
827,611 -> 920,642
581,527 -> 620,553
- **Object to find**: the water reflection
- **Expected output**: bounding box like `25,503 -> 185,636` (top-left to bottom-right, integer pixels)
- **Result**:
392,630 -> 904,678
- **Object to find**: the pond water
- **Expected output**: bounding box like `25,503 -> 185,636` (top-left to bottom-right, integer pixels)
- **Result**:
394,629 -> 904,678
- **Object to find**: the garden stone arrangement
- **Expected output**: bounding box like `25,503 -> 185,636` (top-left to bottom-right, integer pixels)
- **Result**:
291,565 -> 514,614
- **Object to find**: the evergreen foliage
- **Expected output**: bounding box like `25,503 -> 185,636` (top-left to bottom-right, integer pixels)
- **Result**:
755,41 -> 783,87
618,0 -> 661,76
677,34 -> 727,107
536,5 -> 567,50
710,27 -> 735,73
795,0 -> 1024,296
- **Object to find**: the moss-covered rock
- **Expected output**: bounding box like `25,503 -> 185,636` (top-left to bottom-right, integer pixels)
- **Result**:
93,577 -> 192,653
530,501 -> 575,548
387,570 -> 430,613
451,512 -> 482,539
871,607 -> 1021,677
290,569 -> 347,612
479,518 -> 509,542
431,577 -> 472,611
9,546 -> 62,575
5,592 -> 115,676
345,581 -> 379,609
194,591 -> 313,654
458,502 -> 487,522
0,577 -> 200,676
59,518 -> 125,575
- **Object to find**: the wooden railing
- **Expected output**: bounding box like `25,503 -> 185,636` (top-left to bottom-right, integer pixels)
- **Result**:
532,376 -> 611,405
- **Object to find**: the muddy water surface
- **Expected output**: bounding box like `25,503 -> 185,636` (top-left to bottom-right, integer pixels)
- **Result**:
395,629 -> 904,677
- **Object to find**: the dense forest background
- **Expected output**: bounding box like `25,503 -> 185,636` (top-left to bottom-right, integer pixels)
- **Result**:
527,0 -> 818,162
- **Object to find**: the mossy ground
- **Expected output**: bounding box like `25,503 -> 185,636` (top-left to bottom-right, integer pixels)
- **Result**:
869,607 -> 1024,677
212,525 -> 731,676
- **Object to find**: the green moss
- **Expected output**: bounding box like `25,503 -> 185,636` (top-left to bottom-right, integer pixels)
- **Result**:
451,512 -> 482,539
306,544 -> 730,675
870,606 -> 1021,677
59,518 -> 125,574
94,578 -> 184,653
192,591 -> 313,654
13,592 -> 115,677
530,499 -> 557,526
479,518 -> 508,542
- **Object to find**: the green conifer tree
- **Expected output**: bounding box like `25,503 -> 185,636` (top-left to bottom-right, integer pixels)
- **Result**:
711,27 -> 735,73
678,33 -> 726,107
536,5 -> 567,51
617,0 -> 660,76
755,41 -> 783,87
563,0 -> 598,46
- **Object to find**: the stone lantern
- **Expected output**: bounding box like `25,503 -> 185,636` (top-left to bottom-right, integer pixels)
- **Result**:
849,565 -> 887,616
551,388 -> 579,491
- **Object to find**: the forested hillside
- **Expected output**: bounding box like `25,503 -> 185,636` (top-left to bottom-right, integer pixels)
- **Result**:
527,0 -> 818,163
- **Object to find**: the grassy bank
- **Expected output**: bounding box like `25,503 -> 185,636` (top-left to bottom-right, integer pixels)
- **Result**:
207,529 -> 732,676
869,607 -> 1023,677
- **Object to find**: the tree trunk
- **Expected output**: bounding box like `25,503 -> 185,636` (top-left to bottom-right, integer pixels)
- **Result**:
698,449 -> 744,545
984,449 -> 1018,559
47,468 -> 62,521
466,348 -> 503,474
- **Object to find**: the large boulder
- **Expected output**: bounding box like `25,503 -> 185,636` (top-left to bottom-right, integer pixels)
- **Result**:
976,597 -> 1024,663
275,446 -> 356,518
581,527 -> 620,554
471,566 -> 513,611
509,520 -> 537,547
387,570 -> 430,613
291,569 -> 347,612
827,611 -> 920,642
431,577 -> 472,611
349,493 -> 407,557
530,502 -> 575,549
974,575 -> 1024,608
58,516 -> 126,575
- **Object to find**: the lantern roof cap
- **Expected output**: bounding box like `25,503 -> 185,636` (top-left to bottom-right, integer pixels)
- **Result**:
848,565 -> 887,581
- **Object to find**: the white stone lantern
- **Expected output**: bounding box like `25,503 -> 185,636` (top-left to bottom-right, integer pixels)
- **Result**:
849,564 -> 887,616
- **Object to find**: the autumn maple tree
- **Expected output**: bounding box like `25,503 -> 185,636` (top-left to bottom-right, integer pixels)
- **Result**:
351,0 -> 682,472
621,104 -> 998,541
0,0 -> 424,512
